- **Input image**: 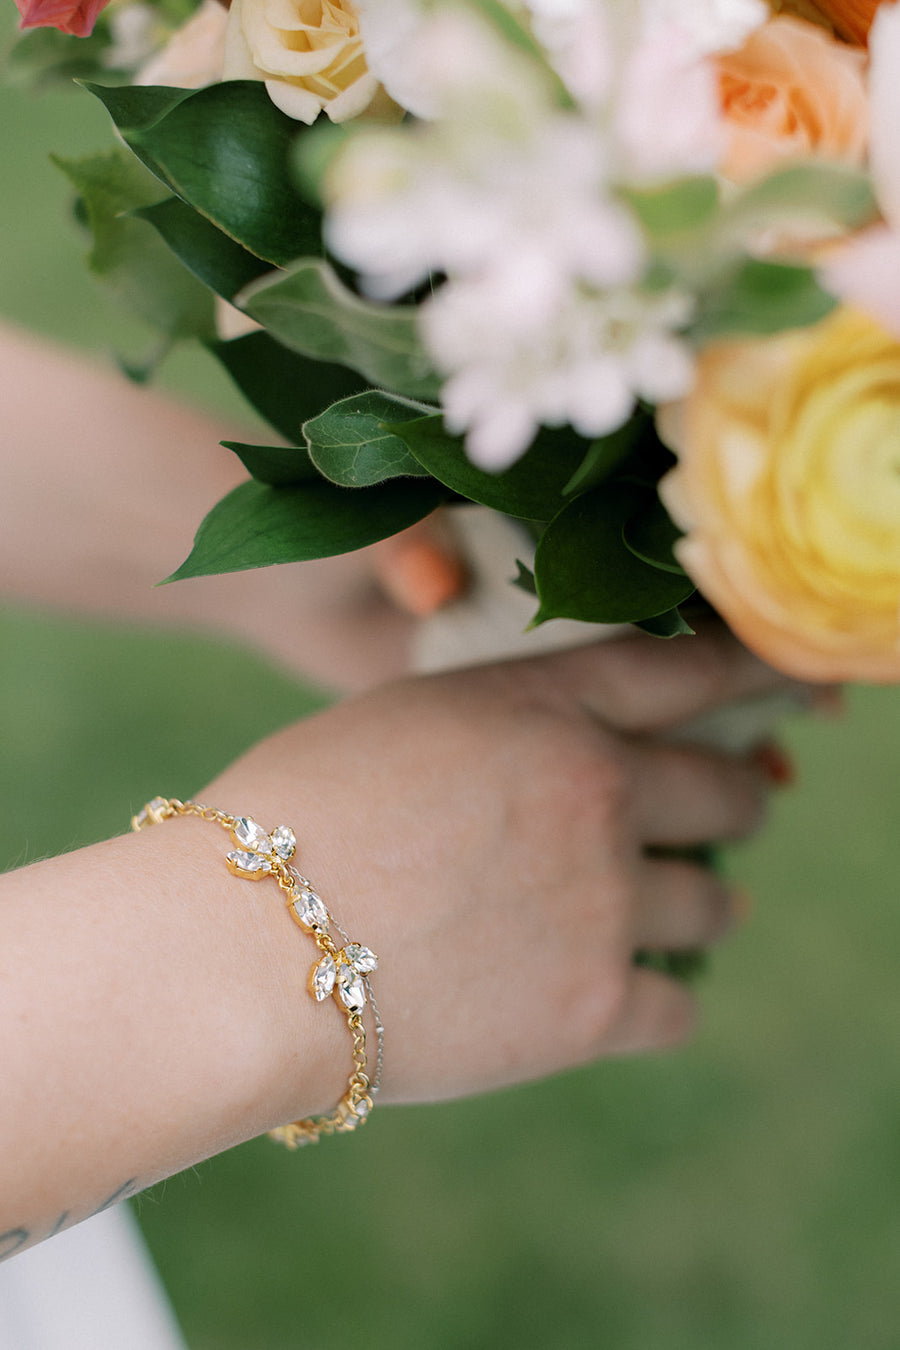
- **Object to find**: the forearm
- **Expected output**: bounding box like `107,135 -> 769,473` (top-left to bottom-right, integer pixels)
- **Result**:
0,321 -> 415,688
0,797 -> 347,1256
0,628 -> 789,1257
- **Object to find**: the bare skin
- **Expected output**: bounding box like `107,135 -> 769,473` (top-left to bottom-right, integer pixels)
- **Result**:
0,627 -> 804,1259
0,320 -> 453,689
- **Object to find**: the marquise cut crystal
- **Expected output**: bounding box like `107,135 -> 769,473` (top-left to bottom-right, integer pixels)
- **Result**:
271,825 -> 296,860
344,944 -> 378,974
311,954 -> 336,1001
292,887 -> 329,930
232,817 -> 273,854
226,849 -> 272,875
337,966 -> 367,1012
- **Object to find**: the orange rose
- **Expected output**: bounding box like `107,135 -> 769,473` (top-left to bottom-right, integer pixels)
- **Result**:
717,16 -> 867,182
659,308 -> 900,682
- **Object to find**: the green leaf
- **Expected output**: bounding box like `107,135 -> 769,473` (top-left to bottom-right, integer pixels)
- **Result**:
622,494 -> 686,576
512,560 -> 537,596
723,162 -> 878,237
239,259 -> 441,402
691,258 -> 836,341
390,418 -> 589,519
221,442 -> 319,487
53,148 -> 214,340
206,331 -> 367,443
80,81 -> 195,138
633,608 -> 695,638
135,197 -> 271,301
303,392 -> 433,487
83,81 -> 322,265
623,177 -> 719,242
533,484 -> 695,625
166,477 -> 449,580
563,416 -> 647,495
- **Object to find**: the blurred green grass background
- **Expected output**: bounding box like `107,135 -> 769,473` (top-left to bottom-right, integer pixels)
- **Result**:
4,18 -> 900,1348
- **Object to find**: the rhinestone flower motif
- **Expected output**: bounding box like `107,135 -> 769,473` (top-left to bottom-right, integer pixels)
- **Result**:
225,816 -> 297,879
310,945 -> 379,1013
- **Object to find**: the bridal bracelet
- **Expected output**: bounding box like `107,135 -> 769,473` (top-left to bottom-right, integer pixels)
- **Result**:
131,796 -> 382,1147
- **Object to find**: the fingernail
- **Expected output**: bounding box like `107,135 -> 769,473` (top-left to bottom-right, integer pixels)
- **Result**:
810,685 -> 846,719
724,886 -> 754,929
752,741 -> 795,787
378,539 -> 468,617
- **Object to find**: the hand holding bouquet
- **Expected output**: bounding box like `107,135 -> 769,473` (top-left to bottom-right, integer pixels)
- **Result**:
9,0 -> 900,684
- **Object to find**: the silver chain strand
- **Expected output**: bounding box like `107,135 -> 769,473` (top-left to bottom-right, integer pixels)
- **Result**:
332,912 -> 383,1097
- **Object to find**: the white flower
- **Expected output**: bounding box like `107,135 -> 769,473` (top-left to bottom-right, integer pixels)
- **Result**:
425,280 -> 694,468
327,110 -> 643,299
635,0 -> 766,59
819,2 -> 900,339
105,2 -> 159,71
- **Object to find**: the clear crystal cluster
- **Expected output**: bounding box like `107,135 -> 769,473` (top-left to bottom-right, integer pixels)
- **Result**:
224,816 -> 378,1017
132,796 -> 168,829
310,945 -> 379,1012
225,816 -> 297,878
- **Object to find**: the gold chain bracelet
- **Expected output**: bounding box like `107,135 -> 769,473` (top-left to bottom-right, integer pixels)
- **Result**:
131,796 -> 382,1147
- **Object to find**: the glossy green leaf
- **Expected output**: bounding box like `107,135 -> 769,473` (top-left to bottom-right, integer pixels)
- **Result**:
633,608 -> 695,638
207,331 -> 366,444
239,259 -> 441,401
563,416 -> 646,496
304,392 -> 433,487
221,442 -> 318,487
390,418 -> 589,519
622,493 -> 686,576
692,258 -> 836,341
135,197 -> 271,300
53,148 -> 214,340
166,477 -> 449,580
84,81 -> 322,265
533,484 -> 695,625
512,559 -> 537,596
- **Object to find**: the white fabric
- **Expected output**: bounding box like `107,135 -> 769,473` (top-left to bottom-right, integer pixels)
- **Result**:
0,1205 -> 188,1350
412,504 -> 800,751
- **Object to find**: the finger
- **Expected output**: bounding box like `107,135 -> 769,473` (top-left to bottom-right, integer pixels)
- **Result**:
526,618 -> 812,734
627,741 -> 769,846
600,967 -> 696,1056
373,519 -> 467,617
633,858 -> 739,951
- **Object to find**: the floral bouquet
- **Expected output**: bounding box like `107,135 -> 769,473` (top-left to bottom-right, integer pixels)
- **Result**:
8,0 -> 900,685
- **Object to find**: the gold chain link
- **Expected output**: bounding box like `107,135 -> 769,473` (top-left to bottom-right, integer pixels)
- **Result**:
132,796 -> 377,1147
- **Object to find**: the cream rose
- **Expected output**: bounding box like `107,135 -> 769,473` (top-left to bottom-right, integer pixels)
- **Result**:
223,0 -> 389,124
716,15 -> 868,183
659,308 -> 900,682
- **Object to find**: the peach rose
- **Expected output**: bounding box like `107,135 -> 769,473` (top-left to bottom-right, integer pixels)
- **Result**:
222,0 -> 394,124
15,0 -> 107,37
659,308 -> 900,682
716,16 -> 868,182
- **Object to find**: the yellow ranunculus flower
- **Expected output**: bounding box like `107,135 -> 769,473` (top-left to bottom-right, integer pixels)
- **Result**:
659,308 -> 900,681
